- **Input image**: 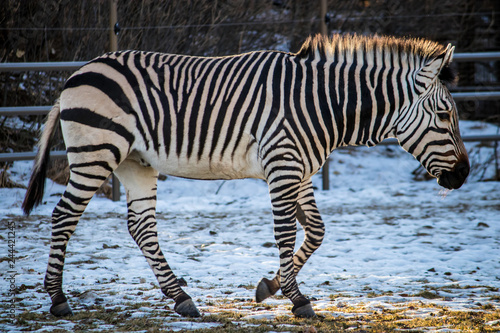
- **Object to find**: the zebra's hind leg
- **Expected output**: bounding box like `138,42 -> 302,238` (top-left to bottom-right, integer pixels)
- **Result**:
113,159 -> 200,317
45,170 -> 112,316
256,179 -> 324,309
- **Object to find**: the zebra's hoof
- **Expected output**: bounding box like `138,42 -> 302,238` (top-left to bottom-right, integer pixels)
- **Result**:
292,302 -> 316,318
50,301 -> 73,317
256,278 -> 273,303
174,298 -> 201,317
255,277 -> 279,303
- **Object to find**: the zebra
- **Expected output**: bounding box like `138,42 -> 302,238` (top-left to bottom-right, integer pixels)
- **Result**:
22,34 -> 469,318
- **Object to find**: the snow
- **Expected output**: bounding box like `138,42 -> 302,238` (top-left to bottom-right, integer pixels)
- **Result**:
1,120 -> 499,332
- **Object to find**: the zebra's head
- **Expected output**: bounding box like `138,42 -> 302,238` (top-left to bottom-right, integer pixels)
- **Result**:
396,44 -> 469,190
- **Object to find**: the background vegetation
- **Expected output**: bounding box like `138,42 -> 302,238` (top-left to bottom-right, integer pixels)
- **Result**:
2,0 -> 499,118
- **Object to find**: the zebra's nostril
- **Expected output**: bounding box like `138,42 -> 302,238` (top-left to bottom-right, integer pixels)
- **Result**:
438,161 -> 470,190
455,161 -> 470,179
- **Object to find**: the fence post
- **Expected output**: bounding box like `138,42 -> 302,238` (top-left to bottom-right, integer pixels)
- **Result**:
109,0 -> 118,52
322,158 -> 330,190
319,0 -> 327,36
109,0 -> 121,202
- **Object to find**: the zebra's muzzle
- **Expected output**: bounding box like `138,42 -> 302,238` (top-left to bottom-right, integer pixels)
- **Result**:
437,161 -> 470,190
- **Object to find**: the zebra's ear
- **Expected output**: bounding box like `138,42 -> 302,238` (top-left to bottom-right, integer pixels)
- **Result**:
443,44 -> 455,66
416,44 -> 455,91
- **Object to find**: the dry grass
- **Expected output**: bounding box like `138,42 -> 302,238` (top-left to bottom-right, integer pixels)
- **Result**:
4,296 -> 499,332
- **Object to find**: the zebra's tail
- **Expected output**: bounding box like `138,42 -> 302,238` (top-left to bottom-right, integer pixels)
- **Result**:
22,100 -> 61,215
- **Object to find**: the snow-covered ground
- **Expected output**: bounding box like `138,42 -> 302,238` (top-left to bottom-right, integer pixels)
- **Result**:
1,120 -> 499,332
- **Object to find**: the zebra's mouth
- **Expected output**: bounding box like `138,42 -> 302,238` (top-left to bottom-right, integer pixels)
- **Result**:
437,161 -> 470,190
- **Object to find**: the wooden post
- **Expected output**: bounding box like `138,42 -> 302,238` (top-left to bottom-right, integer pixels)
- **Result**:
319,0 -> 327,36
322,158 -> 330,191
109,0 -> 118,52
109,0 -> 121,202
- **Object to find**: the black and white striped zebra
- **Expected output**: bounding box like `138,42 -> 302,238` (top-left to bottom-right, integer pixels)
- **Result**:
22,34 -> 469,318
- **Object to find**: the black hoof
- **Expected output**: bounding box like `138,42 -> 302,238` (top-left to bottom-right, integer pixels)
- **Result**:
292,302 -> 316,318
174,298 -> 201,317
256,278 -> 272,303
50,301 -> 73,317
255,277 -> 279,303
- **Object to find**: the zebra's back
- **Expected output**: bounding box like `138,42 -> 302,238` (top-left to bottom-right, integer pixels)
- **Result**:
60,50 -> 294,180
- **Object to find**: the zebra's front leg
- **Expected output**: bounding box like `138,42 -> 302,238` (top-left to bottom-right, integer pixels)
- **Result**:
114,160 -> 200,317
256,178 -> 324,309
265,175 -> 316,318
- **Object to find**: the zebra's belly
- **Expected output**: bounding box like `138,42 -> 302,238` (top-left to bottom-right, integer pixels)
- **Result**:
130,147 -> 265,181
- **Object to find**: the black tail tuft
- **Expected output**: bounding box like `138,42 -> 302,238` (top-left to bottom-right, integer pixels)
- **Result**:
22,101 -> 61,215
22,149 -> 51,215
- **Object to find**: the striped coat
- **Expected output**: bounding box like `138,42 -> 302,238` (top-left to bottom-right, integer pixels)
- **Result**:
23,34 -> 469,318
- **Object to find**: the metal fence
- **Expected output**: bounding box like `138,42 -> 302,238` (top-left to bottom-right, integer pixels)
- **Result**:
1,52 -> 499,194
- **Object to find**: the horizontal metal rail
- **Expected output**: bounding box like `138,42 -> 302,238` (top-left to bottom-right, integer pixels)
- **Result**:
2,134 -> 499,163
0,61 -> 87,72
373,134 -> 500,146
452,52 -> 500,61
320,133 -> 500,190
1,55 -> 499,194
1,90 -> 500,117
0,106 -> 52,116
0,151 -> 67,163
460,134 -> 500,142
0,51 -> 499,73
452,91 -> 500,101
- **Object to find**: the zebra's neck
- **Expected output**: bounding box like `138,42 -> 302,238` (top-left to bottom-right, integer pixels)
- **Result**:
290,50 -> 412,153
291,34 -> 451,153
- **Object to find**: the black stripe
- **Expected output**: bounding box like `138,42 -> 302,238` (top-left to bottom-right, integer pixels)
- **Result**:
317,58 -> 334,154
70,170 -> 108,181
256,54 -> 281,144
55,197 -> 84,214
86,54 -> 150,148
249,56 -> 273,141
230,59 -> 268,158
220,55 -> 264,158
68,179 -> 100,192
371,50 -> 386,143
194,58 -> 226,159
282,59 -> 310,163
127,195 -> 157,207
133,54 -> 160,152
194,56 -> 240,159
422,150 -> 456,170
61,107 -> 134,153
69,160 -> 114,173
343,49 -> 358,145
185,57 -> 206,158
64,72 -> 134,116
154,55 -> 173,156
303,57 -> 325,163
329,48 -> 344,147
288,59 -> 315,169
357,51 -> 372,144
209,55 -> 260,160
381,50 -> 396,137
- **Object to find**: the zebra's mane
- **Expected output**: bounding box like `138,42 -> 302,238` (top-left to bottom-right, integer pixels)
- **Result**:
296,34 -> 457,84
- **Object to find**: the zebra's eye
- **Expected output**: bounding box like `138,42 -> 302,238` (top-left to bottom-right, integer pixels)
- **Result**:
437,112 -> 451,121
